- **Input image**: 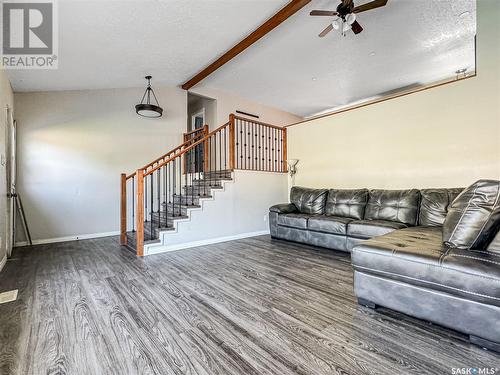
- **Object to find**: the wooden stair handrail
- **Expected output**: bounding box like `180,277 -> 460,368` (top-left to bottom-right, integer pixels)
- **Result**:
126,127 -> 207,180
145,122 -> 230,177
232,115 -> 284,130
184,126 -> 207,137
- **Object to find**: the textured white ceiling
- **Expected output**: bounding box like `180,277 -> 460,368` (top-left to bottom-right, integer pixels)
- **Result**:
202,0 -> 477,116
6,0 -> 289,91
6,0 -> 476,117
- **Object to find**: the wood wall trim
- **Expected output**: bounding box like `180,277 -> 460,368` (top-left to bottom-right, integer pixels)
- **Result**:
181,0 -> 311,90
136,169 -> 145,257
120,173 -> 127,246
285,74 -> 477,128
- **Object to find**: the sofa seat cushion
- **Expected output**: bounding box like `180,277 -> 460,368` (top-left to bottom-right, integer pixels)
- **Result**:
351,227 -> 500,307
277,213 -> 311,229
308,215 -> 353,235
347,220 -> 407,239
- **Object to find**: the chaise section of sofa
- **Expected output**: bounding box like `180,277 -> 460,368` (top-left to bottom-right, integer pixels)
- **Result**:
350,180 -> 500,351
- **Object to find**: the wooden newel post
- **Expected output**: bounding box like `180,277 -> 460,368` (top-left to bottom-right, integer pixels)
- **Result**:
282,127 -> 288,173
229,114 -> 235,170
203,124 -> 209,172
136,169 -> 145,257
120,173 -> 127,245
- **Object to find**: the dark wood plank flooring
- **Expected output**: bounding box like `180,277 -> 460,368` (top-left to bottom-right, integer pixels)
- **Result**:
0,235 -> 499,375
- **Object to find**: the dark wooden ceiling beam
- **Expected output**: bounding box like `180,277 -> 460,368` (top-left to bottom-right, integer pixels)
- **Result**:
181,0 -> 311,90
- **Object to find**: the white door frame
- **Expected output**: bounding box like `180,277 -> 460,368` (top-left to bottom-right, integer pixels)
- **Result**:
4,106 -> 15,257
191,108 -> 205,131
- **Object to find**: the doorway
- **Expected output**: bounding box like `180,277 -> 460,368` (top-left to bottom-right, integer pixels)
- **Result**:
187,93 -> 216,173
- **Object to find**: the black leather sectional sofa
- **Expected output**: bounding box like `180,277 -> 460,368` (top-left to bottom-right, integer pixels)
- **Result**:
269,182 -> 500,352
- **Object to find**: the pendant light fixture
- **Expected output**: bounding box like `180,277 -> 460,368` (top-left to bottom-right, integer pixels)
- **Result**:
135,75 -> 163,118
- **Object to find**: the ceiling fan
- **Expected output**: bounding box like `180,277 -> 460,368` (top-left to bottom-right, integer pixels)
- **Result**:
310,0 -> 388,38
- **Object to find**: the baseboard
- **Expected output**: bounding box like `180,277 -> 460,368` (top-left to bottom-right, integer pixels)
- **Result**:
14,231 -> 120,247
145,230 -> 270,256
0,254 -> 6,273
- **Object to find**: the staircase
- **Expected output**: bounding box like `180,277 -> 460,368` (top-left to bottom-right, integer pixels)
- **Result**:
121,114 -> 287,256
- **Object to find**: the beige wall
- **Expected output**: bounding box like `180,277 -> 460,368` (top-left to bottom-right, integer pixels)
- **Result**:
288,1 -> 500,190
0,69 -> 14,266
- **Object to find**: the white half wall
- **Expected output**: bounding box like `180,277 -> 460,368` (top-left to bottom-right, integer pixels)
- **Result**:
145,170 -> 287,255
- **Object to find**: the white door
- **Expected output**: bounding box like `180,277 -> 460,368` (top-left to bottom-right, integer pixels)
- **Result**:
5,108 -> 16,256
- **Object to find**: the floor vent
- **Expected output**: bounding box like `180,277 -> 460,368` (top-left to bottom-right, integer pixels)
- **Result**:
0,289 -> 18,304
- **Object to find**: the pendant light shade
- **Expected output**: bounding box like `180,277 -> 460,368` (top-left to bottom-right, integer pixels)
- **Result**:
135,76 -> 163,118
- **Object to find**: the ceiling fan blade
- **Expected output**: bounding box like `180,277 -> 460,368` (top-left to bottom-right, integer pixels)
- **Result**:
351,20 -> 363,34
310,10 -> 338,16
353,0 -> 388,13
318,23 -> 334,37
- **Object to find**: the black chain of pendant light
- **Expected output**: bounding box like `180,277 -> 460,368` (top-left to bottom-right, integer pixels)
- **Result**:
135,75 -> 163,118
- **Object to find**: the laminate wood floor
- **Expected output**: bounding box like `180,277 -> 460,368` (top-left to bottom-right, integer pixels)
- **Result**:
1,235 -> 499,375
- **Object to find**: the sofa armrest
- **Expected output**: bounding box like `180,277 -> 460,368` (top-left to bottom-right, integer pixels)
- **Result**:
270,203 -> 298,214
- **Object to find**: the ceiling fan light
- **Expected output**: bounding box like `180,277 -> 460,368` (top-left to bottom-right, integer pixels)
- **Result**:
332,19 -> 340,30
342,22 -> 352,33
346,13 -> 356,25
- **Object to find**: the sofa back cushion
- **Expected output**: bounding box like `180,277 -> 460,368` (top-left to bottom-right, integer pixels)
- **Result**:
325,189 -> 368,220
365,189 -> 420,226
443,180 -> 500,249
290,187 -> 328,215
419,188 -> 463,226
487,230 -> 500,254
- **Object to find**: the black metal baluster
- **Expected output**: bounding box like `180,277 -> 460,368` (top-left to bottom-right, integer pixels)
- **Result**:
148,174 -> 152,240
184,154 -> 188,210
280,128 -> 283,172
274,129 -> 277,172
157,170 -> 160,229
173,160 -> 176,221
243,120 -> 246,170
238,120 -> 243,169
258,124 -> 261,171
200,141 -> 205,197
178,158 -> 182,216
254,122 -> 257,170
211,135 -> 215,186
224,126 -> 227,172
218,132 -> 221,182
